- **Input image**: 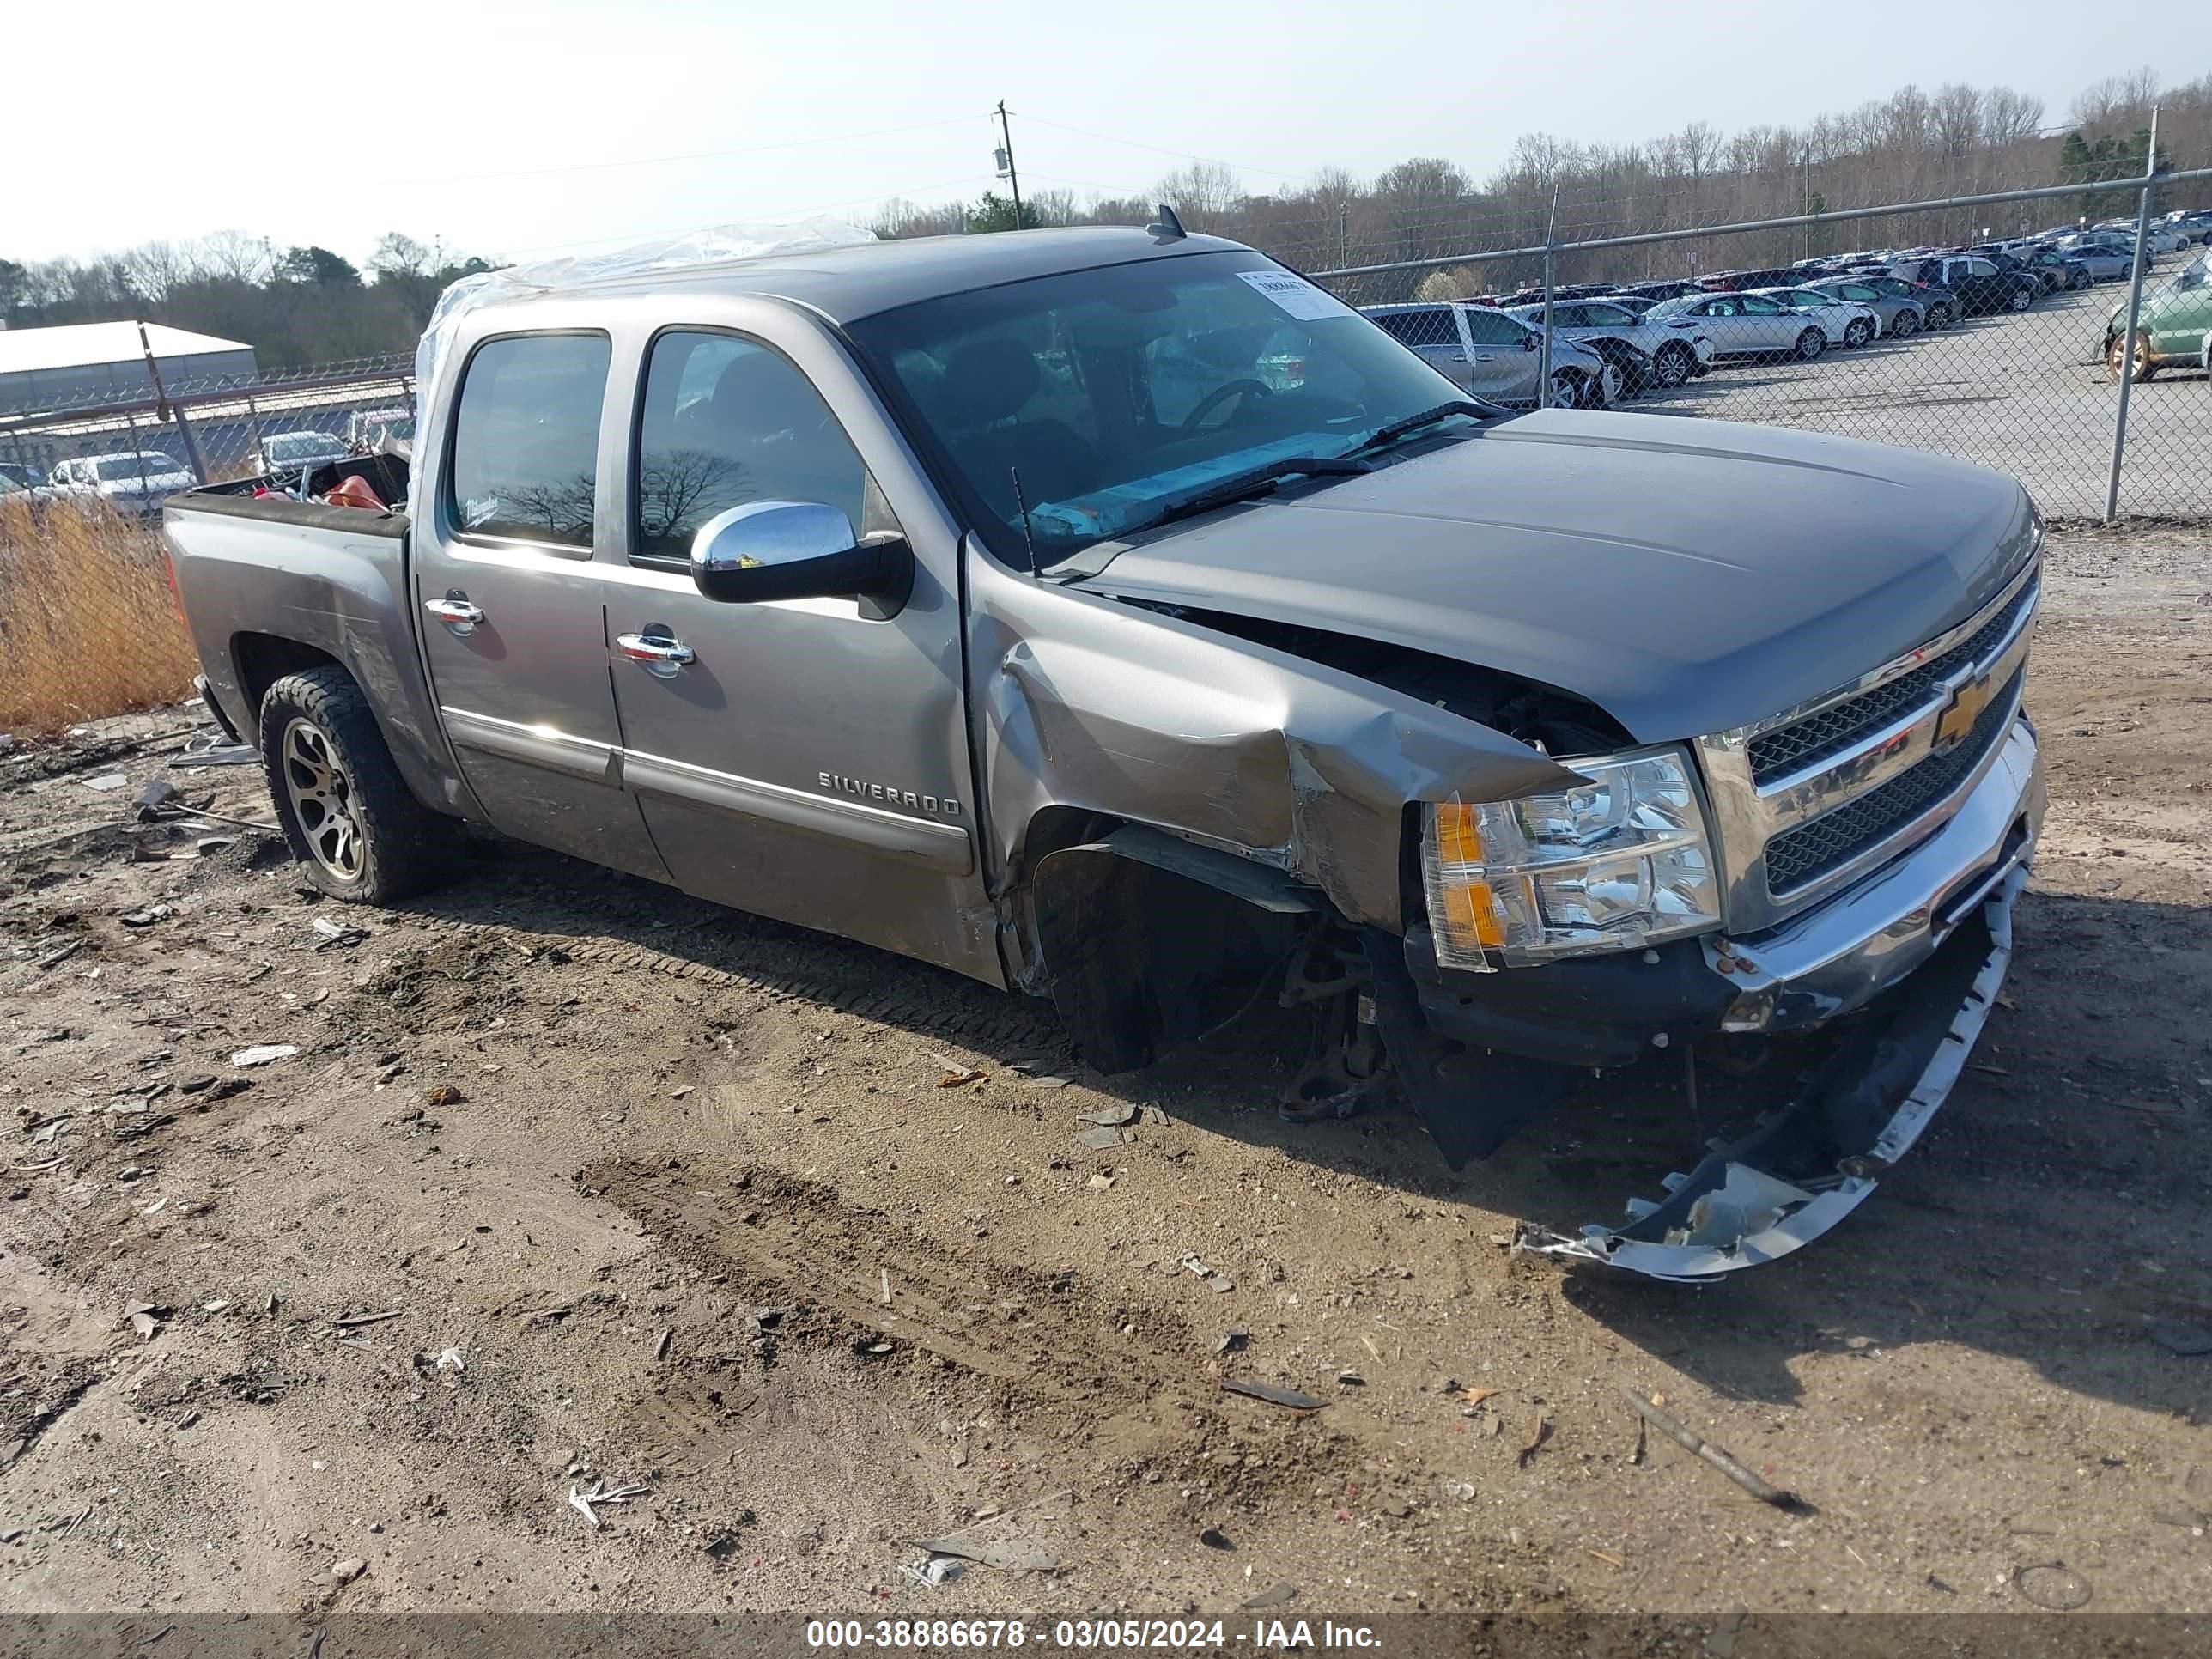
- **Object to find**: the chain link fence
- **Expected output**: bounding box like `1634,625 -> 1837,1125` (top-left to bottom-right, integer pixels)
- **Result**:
1310,166 -> 2212,523
0,357 -> 414,734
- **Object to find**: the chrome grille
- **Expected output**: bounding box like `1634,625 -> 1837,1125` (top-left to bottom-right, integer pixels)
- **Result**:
1763,667 -> 2022,896
1747,577 -> 2039,786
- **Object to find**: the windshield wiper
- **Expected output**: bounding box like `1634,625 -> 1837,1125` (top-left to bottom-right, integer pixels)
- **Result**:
1115,453 -> 1376,540
1343,399 -> 1493,458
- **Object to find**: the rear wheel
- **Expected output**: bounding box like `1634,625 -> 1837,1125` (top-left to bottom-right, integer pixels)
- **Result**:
259,666 -> 459,902
1795,328 -> 1826,360
2007,284 -> 2033,313
1844,318 -> 1875,348
1891,307 -> 1922,338
2069,270 -> 2091,290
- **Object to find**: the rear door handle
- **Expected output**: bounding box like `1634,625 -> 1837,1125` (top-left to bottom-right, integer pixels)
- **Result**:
617,631 -> 696,672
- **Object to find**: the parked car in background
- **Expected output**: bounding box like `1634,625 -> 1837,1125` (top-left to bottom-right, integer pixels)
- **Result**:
1699,266 -> 1804,293
0,460 -> 46,491
1616,279 -> 1706,302
1595,295 -> 1663,316
2159,209 -> 2212,245
1503,300 -> 1713,391
2017,248 -> 2094,291
1887,255 -> 2039,316
1748,287 -> 1881,348
1802,276 -> 1928,337
1850,274 -> 1958,329
2098,219 -> 2191,256
2053,234 -> 2148,280
2104,248 -> 2212,380
47,451 -> 196,517
1644,291 -> 1831,361
1361,302 -> 1618,408
250,429 -> 351,477
346,408 -> 418,456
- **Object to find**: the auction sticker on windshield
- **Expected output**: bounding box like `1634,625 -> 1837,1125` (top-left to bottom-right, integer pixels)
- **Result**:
1236,269 -> 1356,322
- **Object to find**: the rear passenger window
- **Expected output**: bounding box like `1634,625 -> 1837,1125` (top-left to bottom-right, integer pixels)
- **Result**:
447,333 -> 611,551
632,332 -> 870,563
1371,308 -> 1457,348
1462,309 -> 1523,346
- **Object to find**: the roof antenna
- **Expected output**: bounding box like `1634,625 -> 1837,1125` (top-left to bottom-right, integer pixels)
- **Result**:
1146,203 -> 1188,243
1007,467 -> 1041,580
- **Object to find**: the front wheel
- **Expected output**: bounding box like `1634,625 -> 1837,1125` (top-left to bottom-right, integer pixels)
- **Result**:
259,666 -> 459,902
2106,331 -> 2157,384
2007,285 -> 2033,313
1795,328 -> 1826,360
1651,343 -> 1695,388
1891,308 -> 1922,338
1844,319 -> 1875,348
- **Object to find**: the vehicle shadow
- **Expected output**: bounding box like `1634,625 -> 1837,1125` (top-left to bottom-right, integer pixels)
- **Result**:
393,838 -> 2212,1419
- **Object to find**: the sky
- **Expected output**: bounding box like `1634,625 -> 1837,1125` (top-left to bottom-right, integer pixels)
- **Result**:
9,0 -> 2209,270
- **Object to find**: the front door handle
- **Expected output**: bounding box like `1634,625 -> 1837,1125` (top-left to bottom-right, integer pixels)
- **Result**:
617,631 -> 696,672
424,595 -> 484,634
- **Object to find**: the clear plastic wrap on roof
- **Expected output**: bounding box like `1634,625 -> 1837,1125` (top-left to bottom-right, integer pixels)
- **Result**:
413,216 -> 878,406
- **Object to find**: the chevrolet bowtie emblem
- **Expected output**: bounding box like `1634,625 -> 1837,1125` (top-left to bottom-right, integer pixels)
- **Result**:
1932,672 -> 1992,752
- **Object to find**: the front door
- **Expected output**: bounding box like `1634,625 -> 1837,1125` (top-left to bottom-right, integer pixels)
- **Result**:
410,330 -> 671,882
1461,307 -> 1537,400
599,327 -> 994,980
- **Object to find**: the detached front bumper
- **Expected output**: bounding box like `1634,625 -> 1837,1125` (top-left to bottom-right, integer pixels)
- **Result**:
1378,717 -> 2044,1281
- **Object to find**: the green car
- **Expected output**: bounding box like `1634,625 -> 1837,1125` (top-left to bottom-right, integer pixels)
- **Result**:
2106,248 -> 2212,380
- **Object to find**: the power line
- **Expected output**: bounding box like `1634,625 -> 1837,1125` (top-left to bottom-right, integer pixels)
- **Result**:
1006,111 -> 1315,182
393,114 -> 985,188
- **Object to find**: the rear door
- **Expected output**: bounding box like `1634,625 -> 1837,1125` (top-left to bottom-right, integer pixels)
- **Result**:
599,322 -> 996,982
410,329 -> 671,881
1371,307 -> 1479,390
1734,293 -> 1796,350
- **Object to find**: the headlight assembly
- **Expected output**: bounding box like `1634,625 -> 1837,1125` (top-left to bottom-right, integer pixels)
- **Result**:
1422,747 -> 1722,969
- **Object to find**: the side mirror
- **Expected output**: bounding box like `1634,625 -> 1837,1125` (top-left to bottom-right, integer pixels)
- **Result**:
1520,333 -> 1537,351
690,500 -> 914,617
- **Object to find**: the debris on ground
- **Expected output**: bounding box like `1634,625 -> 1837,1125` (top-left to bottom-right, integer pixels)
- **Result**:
312,917 -> 368,951
123,1299 -> 163,1341
1199,1527 -> 1232,1550
913,1489 -> 1069,1572
330,1558 -> 366,1585
1074,1126 -> 1129,1151
1025,1075 -> 1072,1089
1620,1384 -> 1801,1510
435,1347 -> 466,1372
568,1480 -> 650,1529
900,1557 -> 966,1588
134,778 -> 182,817
1517,1412 -> 1553,1470
1337,1370 -> 1365,1387
425,1085 -> 465,1108
2143,1316 -> 2212,1357
1085,1172 -> 1115,1191
119,906 -> 172,928
1077,1104 -> 1138,1128
1222,1378 -> 1324,1412
2014,1562 -> 2093,1610
929,1053 -> 984,1087
1214,1328 -> 1249,1356
230,1045 -> 299,1068
84,774 -> 128,792
333,1310 -> 403,1329
1240,1583 -> 1297,1609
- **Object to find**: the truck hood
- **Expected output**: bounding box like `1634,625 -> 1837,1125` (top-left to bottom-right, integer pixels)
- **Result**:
1069,410 -> 2039,743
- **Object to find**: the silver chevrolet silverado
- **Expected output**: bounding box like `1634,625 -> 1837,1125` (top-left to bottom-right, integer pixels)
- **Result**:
161,227 -> 2045,1280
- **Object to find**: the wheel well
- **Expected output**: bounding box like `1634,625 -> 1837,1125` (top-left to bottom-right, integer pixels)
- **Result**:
232,634 -> 344,718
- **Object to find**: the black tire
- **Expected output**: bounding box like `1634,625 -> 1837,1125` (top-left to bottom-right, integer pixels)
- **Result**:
1795,328 -> 1826,360
1891,307 -> 1922,338
2069,270 -> 2091,291
2007,284 -> 2033,313
1651,343 -> 1695,388
258,665 -> 458,902
1844,319 -> 1875,348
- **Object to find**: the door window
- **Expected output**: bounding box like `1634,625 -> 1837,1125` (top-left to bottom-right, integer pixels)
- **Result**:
1579,304 -> 1634,325
633,331 -> 871,563
446,333 -> 611,551
1737,295 -> 1784,314
1462,309 -> 1525,346
1370,308 -> 1458,349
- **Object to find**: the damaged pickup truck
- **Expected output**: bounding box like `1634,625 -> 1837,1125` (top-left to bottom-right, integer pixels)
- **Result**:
161,224 -> 2044,1281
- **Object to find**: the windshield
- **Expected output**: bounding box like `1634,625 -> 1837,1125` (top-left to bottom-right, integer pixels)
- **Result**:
1644,296 -> 1699,320
845,251 -> 1475,563
94,454 -> 178,481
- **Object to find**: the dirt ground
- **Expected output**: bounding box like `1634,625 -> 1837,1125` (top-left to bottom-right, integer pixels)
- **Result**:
0,524 -> 2207,1629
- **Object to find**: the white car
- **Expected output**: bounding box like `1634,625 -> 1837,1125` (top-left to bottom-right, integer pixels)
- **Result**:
1749,287 -> 1881,349
252,429 -> 352,477
1501,299 -> 1715,391
1643,291 -> 1832,362
47,451 -> 197,517
2100,220 -> 2191,256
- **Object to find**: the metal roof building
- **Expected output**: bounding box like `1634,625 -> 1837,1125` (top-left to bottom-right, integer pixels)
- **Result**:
0,320 -> 258,413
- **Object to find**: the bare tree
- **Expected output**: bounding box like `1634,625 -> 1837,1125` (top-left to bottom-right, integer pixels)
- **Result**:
1154,161 -> 1248,222
1981,86 -> 2047,147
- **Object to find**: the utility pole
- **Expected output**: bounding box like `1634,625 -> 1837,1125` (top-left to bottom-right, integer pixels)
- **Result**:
994,101 -> 1025,230
1802,147 -> 1813,262
2105,103 -> 2160,523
